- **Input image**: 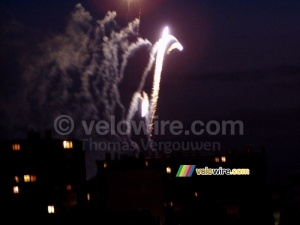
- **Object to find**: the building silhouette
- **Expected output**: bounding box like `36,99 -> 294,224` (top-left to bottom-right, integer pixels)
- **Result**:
1,130 -> 275,224
272,170 -> 300,225
85,145 -> 274,225
0,130 -> 86,219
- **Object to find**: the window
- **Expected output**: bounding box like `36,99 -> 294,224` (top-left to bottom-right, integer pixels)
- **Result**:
14,176 -> 19,183
87,193 -> 90,201
24,175 -> 30,182
30,175 -> 37,182
145,160 -> 149,167
66,184 -> 72,191
166,167 -> 171,174
24,174 -> 37,182
195,192 -> 198,197
12,144 -> 20,151
103,162 -> 107,169
215,157 -> 220,163
63,141 -> 73,149
221,156 -> 226,162
13,186 -> 19,194
48,205 -> 55,214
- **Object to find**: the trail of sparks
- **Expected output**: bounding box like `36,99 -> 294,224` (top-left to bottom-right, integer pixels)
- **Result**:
148,26 -> 183,135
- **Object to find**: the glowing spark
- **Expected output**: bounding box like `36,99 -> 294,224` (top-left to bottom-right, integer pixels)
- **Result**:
141,91 -> 149,117
149,26 -> 183,135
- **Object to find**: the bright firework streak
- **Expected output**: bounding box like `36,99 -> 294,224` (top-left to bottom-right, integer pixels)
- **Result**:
149,26 -> 183,135
141,91 -> 149,118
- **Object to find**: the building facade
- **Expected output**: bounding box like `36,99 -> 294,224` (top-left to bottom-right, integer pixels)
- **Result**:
85,146 -> 274,225
1,130 -> 86,218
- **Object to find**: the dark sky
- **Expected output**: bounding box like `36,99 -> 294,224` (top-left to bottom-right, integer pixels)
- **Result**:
1,0 -> 299,183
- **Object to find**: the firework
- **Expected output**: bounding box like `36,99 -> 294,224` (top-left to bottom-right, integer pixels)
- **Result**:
148,26 -> 183,135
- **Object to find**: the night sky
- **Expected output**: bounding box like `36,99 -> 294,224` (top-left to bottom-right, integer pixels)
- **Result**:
1,0 -> 299,184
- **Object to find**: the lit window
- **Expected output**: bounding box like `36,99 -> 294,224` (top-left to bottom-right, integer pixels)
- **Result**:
166,167 -> 171,174
24,174 -> 36,182
12,144 -> 20,151
66,184 -> 72,191
30,175 -> 37,182
215,157 -> 220,163
87,193 -> 90,201
24,175 -> 30,182
48,205 -> 55,214
145,160 -> 149,167
195,192 -> 198,197
14,176 -> 19,183
63,141 -> 73,149
169,201 -> 173,207
103,162 -> 107,169
13,186 -> 19,194
221,156 -> 226,162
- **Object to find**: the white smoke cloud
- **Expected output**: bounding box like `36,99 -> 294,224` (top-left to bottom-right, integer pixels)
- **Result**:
22,4 -> 152,144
